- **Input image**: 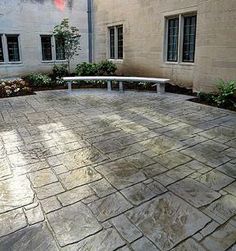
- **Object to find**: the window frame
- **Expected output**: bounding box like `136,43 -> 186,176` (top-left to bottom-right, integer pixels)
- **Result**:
164,12 -> 197,65
0,34 -> 22,64
55,36 -> 66,61
0,35 -> 4,63
40,34 -> 67,63
41,35 -> 53,62
108,25 -> 123,60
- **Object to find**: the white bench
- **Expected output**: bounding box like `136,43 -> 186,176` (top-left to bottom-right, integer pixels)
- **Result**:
63,76 -> 170,94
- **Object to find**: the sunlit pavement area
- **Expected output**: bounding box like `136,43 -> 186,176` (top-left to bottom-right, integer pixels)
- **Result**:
0,89 -> 235,251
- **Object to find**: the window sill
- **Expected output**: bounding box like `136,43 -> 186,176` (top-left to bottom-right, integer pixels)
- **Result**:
179,62 -> 195,66
164,61 -> 195,66
41,60 -> 54,64
108,59 -> 124,64
0,62 -> 23,66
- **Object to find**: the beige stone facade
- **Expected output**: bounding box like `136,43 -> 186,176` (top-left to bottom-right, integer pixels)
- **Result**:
0,0 -> 88,78
92,0 -> 236,92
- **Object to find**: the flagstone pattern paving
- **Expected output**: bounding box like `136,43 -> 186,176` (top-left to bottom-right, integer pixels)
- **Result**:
0,89 -> 235,251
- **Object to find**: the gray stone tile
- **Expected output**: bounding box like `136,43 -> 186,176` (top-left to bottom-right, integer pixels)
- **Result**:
224,181 -> 236,196
181,143 -> 230,168
184,160 -> 212,174
126,192 -> 211,251
131,237 -> 160,251
217,162 -> 236,178
124,153 -> 156,169
89,178 -> 116,197
111,214 -> 142,243
121,183 -> 157,205
13,161 -> 50,175
142,163 -> 168,178
41,197 -> 62,214
25,205 -> 44,225
140,136 -> 183,155
28,169 -> 58,188
47,202 -> 102,246
88,192 -> 133,222
0,223 -> 58,251
154,150 -> 192,169
58,147 -> 107,170
172,238 -> 206,251
57,185 -> 94,206
195,170 -> 234,191
0,158 -> 12,179
0,176 -> 34,213
146,181 -> 168,195
201,220 -> 236,251
168,178 -> 221,208
63,228 -> 125,251
34,182 -> 65,199
59,166 -> 102,190
0,208 -> 27,237
96,160 -> 146,190
205,195 -> 236,222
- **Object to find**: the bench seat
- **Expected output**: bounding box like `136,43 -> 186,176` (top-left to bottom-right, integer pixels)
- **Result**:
63,76 -> 170,94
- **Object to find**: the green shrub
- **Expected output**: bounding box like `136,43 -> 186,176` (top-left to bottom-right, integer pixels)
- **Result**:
96,60 -> 117,76
24,73 -> 51,87
213,79 -> 236,108
75,62 -> 98,76
52,64 -> 69,79
76,60 -> 117,76
197,92 -> 214,104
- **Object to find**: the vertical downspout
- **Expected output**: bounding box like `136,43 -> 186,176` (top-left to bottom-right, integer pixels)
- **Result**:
87,0 -> 93,62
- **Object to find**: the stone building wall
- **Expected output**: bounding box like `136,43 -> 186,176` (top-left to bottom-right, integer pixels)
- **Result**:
92,0 -> 236,92
0,0 -> 88,78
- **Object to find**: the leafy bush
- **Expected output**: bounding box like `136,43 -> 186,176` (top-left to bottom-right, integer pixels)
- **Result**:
197,92 -> 214,104
213,79 -> 236,108
76,60 -> 117,76
75,62 -> 98,76
24,73 -> 51,87
96,60 -> 117,76
0,79 -> 33,98
52,64 -> 68,79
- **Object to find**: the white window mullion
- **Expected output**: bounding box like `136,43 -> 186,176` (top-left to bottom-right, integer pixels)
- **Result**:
114,27 -> 118,59
2,35 -> 9,63
178,14 -> 182,63
52,36 -> 56,61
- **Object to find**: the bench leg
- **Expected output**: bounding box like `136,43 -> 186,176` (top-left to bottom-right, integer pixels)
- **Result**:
68,82 -> 72,92
107,81 -> 112,92
119,81 -> 124,92
156,83 -> 165,94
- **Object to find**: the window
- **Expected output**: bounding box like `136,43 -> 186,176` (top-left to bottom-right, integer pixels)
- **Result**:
109,25 -> 123,59
109,27 -> 115,59
55,36 -> 65,60
167,18 -> 179,62
183,15 -> 197,62
41,36 -> 52,61
166,14 -> 197,63
117,26 -> 123,59
0,35 -> 4,62
6,35 -> 20,62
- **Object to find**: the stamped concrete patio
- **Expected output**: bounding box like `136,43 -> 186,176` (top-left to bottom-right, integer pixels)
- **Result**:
0,89 -> 235,251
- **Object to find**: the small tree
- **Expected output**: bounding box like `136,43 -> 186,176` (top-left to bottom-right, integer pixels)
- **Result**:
53,18 -> 81,73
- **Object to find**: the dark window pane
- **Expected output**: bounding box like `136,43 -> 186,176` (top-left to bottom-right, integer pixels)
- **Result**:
183,15 -> 197,62
55,36 -> 65,60
167,18 -> 179,62
109,28 -> 115,59
41,36 -> 52,61
7,36 -> 20,62
117,26 -> 123,59
0,36 -> 4,62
